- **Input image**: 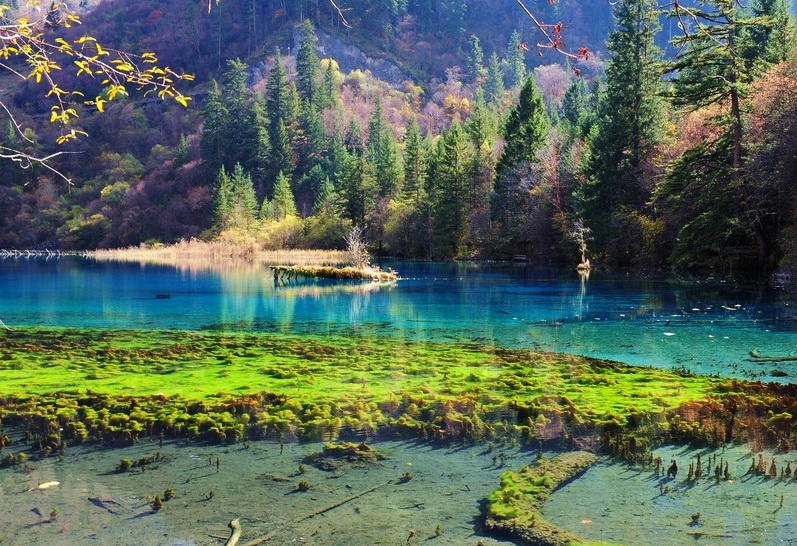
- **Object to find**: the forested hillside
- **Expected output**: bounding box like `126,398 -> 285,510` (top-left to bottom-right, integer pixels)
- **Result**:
1,0 -> 796,274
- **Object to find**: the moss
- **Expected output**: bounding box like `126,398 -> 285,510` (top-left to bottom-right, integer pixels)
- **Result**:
486,451 -> 598,546
1,326 -> 797,457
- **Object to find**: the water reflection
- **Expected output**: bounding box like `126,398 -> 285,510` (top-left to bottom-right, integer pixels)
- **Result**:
1,257 -> 796,381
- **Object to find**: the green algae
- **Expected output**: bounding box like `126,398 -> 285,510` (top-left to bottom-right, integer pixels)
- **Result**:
1,326 -> 797,454
485,451 -> 599,546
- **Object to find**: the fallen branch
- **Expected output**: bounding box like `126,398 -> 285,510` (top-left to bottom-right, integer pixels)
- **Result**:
748,349 -> 797,363
225,518 -> 242,546
240,480 -> 390,546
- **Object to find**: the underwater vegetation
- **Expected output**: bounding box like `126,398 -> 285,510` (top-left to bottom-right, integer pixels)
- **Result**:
1,327 -> 797,465
486,451 -> 598,546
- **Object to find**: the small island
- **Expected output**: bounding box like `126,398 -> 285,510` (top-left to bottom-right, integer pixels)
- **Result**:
272,264 -> 398,282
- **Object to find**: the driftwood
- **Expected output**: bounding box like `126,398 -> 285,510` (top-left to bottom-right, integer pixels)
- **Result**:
748,349 -> 797,363
224,518 -> 242,546
238,480 -> 390,546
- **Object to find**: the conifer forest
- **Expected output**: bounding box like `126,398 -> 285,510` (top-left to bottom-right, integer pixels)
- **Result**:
1,0 -> 796,274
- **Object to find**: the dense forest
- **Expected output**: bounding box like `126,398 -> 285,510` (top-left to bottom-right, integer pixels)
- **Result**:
1,0 -> 796,274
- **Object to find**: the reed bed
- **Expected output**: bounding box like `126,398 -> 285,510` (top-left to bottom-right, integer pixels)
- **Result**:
90,239 -> 349,267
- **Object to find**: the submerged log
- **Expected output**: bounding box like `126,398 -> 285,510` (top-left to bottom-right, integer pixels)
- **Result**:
485,451 -> 598,546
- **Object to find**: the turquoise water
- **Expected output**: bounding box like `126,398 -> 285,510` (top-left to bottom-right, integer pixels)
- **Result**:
1,257 -> 795,381
3,257 -> 797,545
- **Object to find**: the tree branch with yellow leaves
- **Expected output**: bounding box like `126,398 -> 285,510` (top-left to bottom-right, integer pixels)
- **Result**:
0,1 -> 193,184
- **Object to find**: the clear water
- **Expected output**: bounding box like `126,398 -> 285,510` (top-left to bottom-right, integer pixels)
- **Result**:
3,256 -> 797,546
1,256 -> 796,381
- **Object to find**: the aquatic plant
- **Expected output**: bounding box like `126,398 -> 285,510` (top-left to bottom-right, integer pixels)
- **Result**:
3,326 -> 797,464
485,451 -> 597,545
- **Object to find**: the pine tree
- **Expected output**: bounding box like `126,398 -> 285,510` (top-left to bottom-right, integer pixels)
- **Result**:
296,19 -> 320,104
212,166 -> 233,231
201,79 -> 227,176
247,94 -> 272,199
345,119 -> 364,155
266,49 -> 290,135
271,171 -> 298,220
466,34 -> 487,87
496,76 -> 549,178
658,0 -> 779,267
339,151 -> 377,225
485,52 -> 505,105
174,133 -> 189,166
432,122 -> 474,258
580,0 -> 663,264
743,0 -> 797,69
464,99 -> 497,151
229,163 -> 258,230
376,131 -> 403,198
317,59 -> 340,111
269,118 -> 293,185
560,78 -> 589,139
313,176 -> 338,214
402,121 -> 426,202
505,30 -> 526,89
367,98 -> 385,159
296,100 -> 325,182
441,0 -> 467,48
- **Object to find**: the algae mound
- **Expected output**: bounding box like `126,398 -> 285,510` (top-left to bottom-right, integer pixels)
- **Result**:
486,451 -> 598,546
303,441 -> 385,472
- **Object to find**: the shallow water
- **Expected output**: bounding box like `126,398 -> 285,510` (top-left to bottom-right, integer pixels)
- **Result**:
544,445 -> 797,545
0,434 -> 518,546
3,257 -> 797,545
2,257 -> 796,381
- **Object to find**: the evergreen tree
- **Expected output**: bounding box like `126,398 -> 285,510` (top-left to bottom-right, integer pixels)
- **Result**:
174,133 -> 189,166
314,176 -> 338,214
658,0 -> 781,268
296,19 -> 320,104
266,49 -> 290,135
505,30 -> 526,89
402,121 -> 426,202
376,131 -> 403,198
229,163 -> 258,230
271,171 -> 298,220
485,52 -> 505,105
269,118 -> 293,185
345,119 -> 365,155
432,122 -> 474,257
580,0 -> 663,265
743,0 -> 796,68
4,120 -> 17,146
466,34 -> 487,87
201,79 -> 227,176
367,98 -> 385,159
560,78 -> 589,138
296,99 -> 326,181
248,94 -> 272,199
339,151 -> 377,225
464,99 -> 497,150
325,128 -> 348,187
496,76 -> 549,178
441,0 -> 467,48
212,166 -> 233,231
317,59 -> 340,110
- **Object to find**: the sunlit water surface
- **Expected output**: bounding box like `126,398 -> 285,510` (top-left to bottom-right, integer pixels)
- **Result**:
3,257 -> 797,546
2,257 -> 796,381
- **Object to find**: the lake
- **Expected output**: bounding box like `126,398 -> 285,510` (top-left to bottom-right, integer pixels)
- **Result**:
2,257 -> 796,381
2,256 -> 797,546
